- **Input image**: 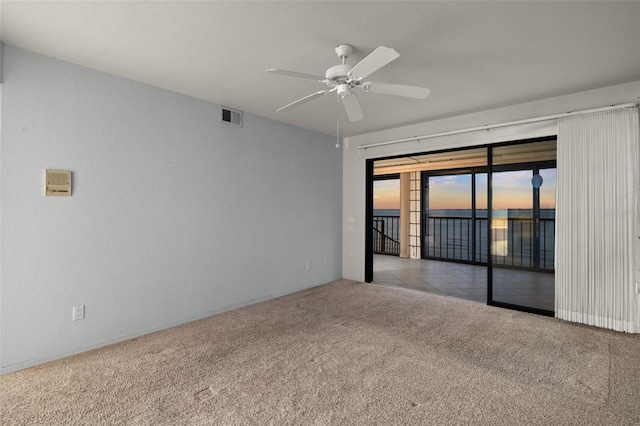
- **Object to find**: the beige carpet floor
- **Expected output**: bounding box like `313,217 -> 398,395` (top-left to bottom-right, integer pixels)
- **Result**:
1,280 -> 639,425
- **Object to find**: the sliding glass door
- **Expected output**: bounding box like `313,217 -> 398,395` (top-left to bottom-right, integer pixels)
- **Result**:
368,139 -> 557,316
489,141 -> 556,314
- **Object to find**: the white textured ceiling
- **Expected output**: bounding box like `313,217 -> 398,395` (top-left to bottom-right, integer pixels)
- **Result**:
1,1 -> 639,137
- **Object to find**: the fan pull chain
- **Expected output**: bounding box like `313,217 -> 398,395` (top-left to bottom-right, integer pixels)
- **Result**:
336,92 -> 340,148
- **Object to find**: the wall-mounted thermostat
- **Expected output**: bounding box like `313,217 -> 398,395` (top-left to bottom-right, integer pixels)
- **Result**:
45,170 -> 71,196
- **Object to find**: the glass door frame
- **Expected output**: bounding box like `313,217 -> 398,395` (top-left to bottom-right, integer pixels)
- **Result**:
487,141 -> 556,317
421,166 -> 488,265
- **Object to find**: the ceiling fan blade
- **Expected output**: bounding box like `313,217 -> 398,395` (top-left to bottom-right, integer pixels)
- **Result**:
341,93 -> 364,122
347,46 -> 400,80
266,69 -> 325,81
276,90 -> 329,113
361,81 -> 431,99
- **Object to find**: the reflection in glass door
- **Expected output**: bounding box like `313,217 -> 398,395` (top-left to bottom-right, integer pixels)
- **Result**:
491,169 -> 534,268
490,142 -> 556,314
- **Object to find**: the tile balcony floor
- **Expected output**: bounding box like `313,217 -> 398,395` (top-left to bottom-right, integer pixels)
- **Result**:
373,254 -> 554,312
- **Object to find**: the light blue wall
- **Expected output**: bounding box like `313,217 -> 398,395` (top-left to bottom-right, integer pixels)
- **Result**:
0,44 -> 342,373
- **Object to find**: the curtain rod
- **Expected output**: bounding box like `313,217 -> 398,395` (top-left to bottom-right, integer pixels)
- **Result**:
357,102 -> 638,150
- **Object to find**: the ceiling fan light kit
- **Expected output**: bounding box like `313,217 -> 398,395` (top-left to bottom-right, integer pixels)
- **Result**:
266,43 -> 430,123
337,84 -> 352,99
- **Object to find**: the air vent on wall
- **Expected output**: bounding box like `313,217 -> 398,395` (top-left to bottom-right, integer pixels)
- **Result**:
221,107 -> 243,127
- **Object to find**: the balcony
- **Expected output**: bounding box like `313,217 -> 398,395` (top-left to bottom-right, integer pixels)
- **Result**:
374,214 -> 555,271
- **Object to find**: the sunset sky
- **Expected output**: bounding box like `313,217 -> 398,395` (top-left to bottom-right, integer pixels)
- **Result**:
373,179 -> 400,210
374,169 -> 556,211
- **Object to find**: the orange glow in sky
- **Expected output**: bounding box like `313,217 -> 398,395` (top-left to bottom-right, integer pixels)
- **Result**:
374,170 -> 556,211
374,180 -> 400,210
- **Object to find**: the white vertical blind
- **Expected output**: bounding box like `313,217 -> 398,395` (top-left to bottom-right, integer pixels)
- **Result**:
556,107 -> 639,332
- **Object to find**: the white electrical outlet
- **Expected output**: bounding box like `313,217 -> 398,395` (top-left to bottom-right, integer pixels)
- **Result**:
323,258 -> 328,268
72,305 -> 85,321
305,262 -> 311,271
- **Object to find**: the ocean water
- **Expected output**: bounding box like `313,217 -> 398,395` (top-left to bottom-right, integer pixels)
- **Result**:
374,209 -> 401,217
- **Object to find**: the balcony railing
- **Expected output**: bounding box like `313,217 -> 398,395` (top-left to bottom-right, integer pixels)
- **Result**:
373,214 -> 555,271
425,216 -> 555,271
425,216 -> 488,263
372,216 -> 400,256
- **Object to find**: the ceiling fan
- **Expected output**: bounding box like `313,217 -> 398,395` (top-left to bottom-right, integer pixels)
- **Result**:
266,44 -> 430,122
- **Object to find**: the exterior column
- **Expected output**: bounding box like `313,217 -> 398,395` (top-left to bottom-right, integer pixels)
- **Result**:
400,172 -> 410,258
409,171 -> 422,259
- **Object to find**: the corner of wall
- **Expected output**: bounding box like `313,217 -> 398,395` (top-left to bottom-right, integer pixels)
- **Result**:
0,45 -> 343,373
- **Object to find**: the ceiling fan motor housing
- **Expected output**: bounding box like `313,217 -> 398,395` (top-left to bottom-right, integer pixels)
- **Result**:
325,64 -> 352,82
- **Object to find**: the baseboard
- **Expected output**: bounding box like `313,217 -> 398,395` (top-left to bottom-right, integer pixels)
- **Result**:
0,279 -> 336,375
